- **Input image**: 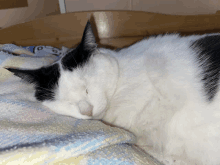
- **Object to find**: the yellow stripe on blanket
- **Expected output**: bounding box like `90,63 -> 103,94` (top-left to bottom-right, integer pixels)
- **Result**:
13,48 -> 34,56
50,155 -> 84,165
0,44 -> 34,56
0,149 -> 84,165
1,150 -> 49,165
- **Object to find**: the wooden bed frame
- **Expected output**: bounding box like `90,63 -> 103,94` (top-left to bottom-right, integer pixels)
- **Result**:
1,11 -> 220,49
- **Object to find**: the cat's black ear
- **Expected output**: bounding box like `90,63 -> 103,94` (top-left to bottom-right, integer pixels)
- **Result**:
5,64 -> 60,101
5,67 -> 39,84
80,20 -> 97,51
61,21 -> 97,71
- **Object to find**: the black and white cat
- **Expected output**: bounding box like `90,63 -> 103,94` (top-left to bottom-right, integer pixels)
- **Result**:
6,21 -> 220,165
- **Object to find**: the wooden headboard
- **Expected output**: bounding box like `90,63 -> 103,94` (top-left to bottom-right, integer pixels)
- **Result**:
1,10 -> 220,48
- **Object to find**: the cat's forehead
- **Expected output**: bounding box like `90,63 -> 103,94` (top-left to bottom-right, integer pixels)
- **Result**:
60,68 -> 86,83
36,61 -> 89,101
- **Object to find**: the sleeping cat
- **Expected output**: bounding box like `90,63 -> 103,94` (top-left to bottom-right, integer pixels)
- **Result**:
6,21 -> 220,165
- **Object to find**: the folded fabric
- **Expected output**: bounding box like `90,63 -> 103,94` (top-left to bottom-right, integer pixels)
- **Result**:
0,44 -> 160,165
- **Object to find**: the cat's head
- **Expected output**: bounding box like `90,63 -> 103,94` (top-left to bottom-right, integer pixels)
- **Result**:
6,21 -> 119,120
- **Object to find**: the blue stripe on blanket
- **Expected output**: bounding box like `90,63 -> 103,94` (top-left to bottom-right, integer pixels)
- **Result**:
23,45 -> 63,56
88,157 -> 135,165
23,46 -> 35,53
1,44 -> 20,52
0,55 -> 10,65
0,130 -> 134,153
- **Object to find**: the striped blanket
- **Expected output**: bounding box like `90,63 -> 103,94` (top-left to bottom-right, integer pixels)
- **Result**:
0,44 -> 160,165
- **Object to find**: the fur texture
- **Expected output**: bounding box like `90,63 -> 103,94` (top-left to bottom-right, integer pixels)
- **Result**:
7,21 -> 220,165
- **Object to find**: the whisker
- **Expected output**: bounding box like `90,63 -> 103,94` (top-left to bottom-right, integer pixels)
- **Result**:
36,86 -> 54,93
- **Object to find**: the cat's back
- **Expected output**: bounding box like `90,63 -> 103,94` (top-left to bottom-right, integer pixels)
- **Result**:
113,33 -> 220,105
157,33 -> 220,102
102,33 -> 220,165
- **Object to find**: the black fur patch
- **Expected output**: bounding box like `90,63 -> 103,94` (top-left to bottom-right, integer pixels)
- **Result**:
191,35 -> 220,101
61,45 -> 89,71
61,21 -> 97,71
6,64 -> 60,101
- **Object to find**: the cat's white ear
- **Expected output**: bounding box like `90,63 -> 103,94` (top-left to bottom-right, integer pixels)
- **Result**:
78,100 -> 93,117
81,21 -> 97,51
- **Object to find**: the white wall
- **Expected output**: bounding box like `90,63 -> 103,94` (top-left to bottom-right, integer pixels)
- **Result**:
65,0 -> 220,15
0,0 -> 60,28
1,0 -> 219,29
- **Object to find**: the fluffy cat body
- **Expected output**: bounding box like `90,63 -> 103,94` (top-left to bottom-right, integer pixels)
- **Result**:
6,21 -> 220,165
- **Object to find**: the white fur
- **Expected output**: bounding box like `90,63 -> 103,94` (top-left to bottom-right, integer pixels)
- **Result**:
43,34 -> 220,165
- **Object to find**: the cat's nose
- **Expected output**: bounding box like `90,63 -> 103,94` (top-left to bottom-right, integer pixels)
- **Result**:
78,100 -> 93,117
